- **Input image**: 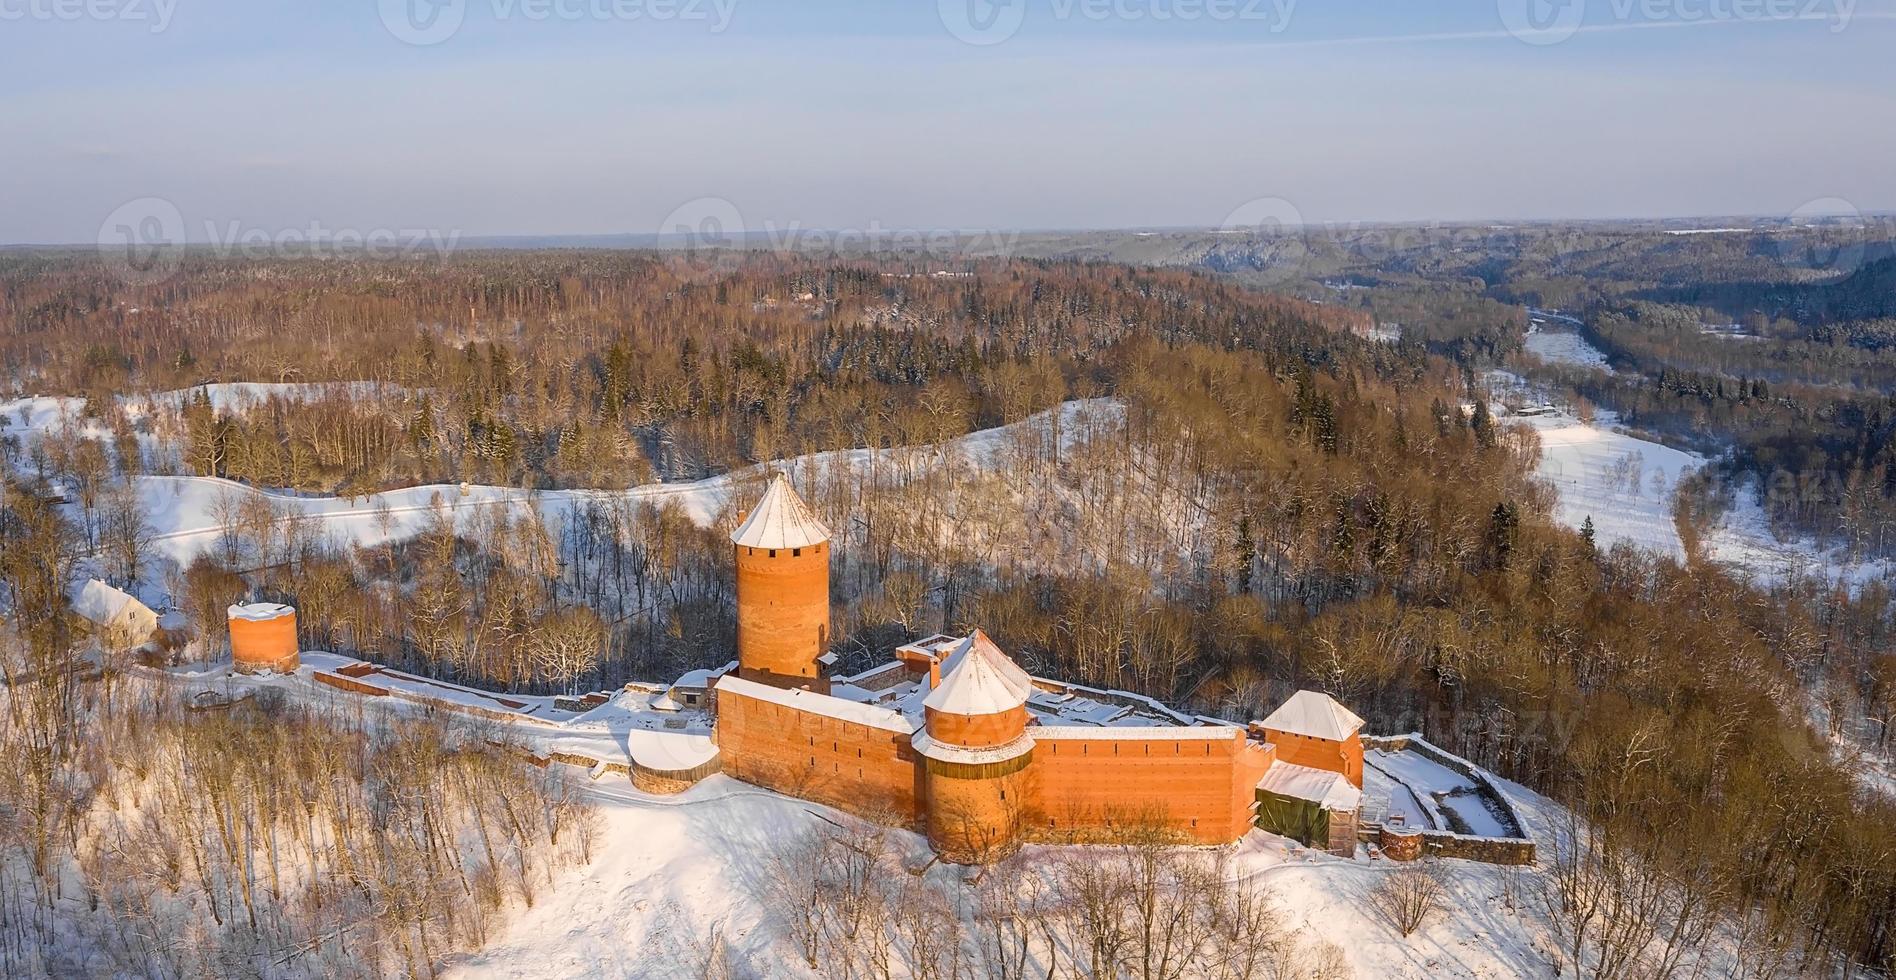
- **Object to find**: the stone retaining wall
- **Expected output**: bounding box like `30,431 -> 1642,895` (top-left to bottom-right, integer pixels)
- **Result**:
1361,733 -> 1536,866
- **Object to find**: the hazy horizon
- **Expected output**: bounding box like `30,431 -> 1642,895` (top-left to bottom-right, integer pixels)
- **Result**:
5,0 -> 1894,247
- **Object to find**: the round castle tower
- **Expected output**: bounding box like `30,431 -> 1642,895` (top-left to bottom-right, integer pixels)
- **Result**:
732,474 -> 832,693
229,602 -> 299,674
915,630 -> 1036,864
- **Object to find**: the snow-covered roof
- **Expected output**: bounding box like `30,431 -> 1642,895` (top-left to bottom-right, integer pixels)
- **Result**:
730,474 -> 831,550
672,662 -> 734,690
1258,690 -> 1364,742
716,674 -> 914,734
228,602 -> 295,623
649,693 -> 682,712
923,630 -> 1034,716
71,579 -> 147,626
1258,762 -> 1363,812
623,730 -> 719,772
911,731 -> 1035,765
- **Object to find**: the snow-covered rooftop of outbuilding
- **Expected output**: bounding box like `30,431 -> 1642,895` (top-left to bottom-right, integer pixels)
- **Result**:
228,601 -> 295,622
1258,690 -> 1364,741
1258,762 -> 1363,812
922,630 -> 1033,716
71,579 -> 147,626
730,474 -> 831,550
672,662 -> 735,690
715,674 -> 914,734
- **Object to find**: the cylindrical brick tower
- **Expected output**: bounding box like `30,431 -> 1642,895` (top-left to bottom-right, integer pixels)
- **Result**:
229,602 -> 299,674
917,630 -> 1036,864
732,474 -> 832,693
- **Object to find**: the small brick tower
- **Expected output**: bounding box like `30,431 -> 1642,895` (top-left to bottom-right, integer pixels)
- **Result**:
229,602 -> 299,674
1256,689 -> 1366,788
732,474 -> 832,693
917,630 -> 1036,864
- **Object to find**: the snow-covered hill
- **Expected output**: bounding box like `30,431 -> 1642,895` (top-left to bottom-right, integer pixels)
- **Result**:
115,397 -> 1125,568
451,769 -> 1575,980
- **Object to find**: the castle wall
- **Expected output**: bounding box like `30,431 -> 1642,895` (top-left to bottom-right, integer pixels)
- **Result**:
715,681 -> 922,825
734,543 -> 831,691
1024,729 -> 1274,844
1263,729 -> 1364,788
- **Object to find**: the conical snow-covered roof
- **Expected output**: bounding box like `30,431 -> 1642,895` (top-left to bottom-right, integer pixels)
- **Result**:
1259,690 -> 1365,742
731,474 -> 831,550
924,629 -> 1034,716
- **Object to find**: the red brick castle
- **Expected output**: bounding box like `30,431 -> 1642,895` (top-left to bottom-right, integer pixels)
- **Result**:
712,475 -> 1367,864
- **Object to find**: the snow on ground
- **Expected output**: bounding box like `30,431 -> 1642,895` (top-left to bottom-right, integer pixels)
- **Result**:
1514,408 -> 1699,560
184,660 -> 1565,978
1697,480 -> 1896,588
1488,370 -> 1896,586
452,772 -> 1562,980
1522,316 -> 1615,374
1364,749 -> 1516,839
116,398 -> 1125,570
0,382 -> 402,442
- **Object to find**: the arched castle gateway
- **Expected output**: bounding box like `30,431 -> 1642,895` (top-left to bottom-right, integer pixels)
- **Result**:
710,476 -> 1368,863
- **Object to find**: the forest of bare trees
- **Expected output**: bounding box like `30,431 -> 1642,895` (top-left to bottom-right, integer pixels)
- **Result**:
3,250 -> 1894,974
752,814 -> 1349,980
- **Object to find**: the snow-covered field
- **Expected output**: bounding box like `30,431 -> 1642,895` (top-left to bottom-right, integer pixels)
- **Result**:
1488,369 -> 1896,586
1523,315 -> 1615,374
1516,408 -> 1697,560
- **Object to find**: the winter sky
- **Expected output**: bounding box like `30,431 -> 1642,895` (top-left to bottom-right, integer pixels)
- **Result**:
2,0 -> 1893,243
